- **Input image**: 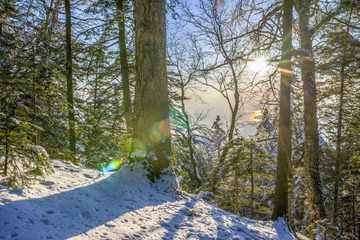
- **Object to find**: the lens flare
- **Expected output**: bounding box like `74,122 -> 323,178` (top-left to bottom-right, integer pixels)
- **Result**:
101,159 -> 123,173
149,118 -> 171,143
150,130 -> 162,143
159,119 -> 171,136
278,67 -> 294,75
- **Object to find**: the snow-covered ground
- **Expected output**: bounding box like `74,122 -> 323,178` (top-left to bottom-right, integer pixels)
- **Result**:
0,159 -> 308,240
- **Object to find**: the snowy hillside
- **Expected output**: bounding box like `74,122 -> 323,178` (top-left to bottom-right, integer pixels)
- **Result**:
0,160 -> 308,240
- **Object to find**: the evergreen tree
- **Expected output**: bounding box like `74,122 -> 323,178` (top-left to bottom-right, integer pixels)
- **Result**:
64,0 -> 76,161
272,0 -> 293,221
0,0 -> 53,187
213,138 -> 274,219
131,0 -> 172,181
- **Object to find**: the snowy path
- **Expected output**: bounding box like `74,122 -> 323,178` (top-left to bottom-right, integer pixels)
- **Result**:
0,160 -> 307,240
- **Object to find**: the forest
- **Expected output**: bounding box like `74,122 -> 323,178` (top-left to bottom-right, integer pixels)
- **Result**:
0,0 -> 360,239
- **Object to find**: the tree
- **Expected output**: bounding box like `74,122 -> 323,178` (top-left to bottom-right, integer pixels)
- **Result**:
181,0 -> 260,193
72,0 -> 134,169
327,3 -> 358,226
271,0 -> 293,221
167,34 -> 204,189
214,138 -> 274,219
116,0 -> 132,134
0,0 -> 54,187
131,0 -> 171,181
295,0 -> 326,223
65,0 -> 76,161
182,0 -> 253,143
315,0 -> 360,230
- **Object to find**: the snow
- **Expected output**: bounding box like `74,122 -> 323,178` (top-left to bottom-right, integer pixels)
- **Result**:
0,159 -> 308,240
31,145 -> 49,157
198,191 -> 214,200
355,53 -> 360,59
10,118 -> 20,124
298,48 -> 311,56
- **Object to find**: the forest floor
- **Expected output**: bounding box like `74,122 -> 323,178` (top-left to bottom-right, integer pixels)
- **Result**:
0,159 -> 308,240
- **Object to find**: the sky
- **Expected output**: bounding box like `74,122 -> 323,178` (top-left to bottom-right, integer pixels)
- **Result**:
183,60 -> 272,137
167,3 -> 274,138
0,159 -> 309,240
184,87 -> 259,136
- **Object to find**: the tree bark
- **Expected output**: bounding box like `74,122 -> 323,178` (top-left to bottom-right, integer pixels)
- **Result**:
31,45 -> 38,145
32,72 -> 38,145
298,0 -> 326,223
352,191 -> 355,237
132,0 -> 171,181
116,0 -> 132,134
235,164 -> 239,215
65,0 -> 76,160
272,0 -> 293,221
228,64 -> 240,142
4,122 -> 9,176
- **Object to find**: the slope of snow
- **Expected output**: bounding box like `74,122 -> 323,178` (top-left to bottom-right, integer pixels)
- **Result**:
0,159 -> 308,240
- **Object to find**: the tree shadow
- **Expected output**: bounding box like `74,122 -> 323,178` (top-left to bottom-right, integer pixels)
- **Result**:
0,162 -> 289,239
208,208 -> 274,240
0,167 -> 181,240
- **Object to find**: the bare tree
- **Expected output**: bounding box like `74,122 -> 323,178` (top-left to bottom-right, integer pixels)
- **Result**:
182,0 -> 256,142
167,32 -> 204,188
182,0 -> 259,192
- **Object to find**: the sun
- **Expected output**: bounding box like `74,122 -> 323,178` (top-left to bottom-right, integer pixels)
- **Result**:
251,110 -> 263,122
254,110 -> 263,116
249,58 -> 268,72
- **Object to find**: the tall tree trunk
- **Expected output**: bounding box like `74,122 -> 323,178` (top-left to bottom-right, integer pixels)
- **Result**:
298,0 -> 326,223
228,63 -> 240,142
331,41 -> 346,226
116,0 -> 132,134
65,0 -> 76,160
272,0 -> 293,221
4,122 -> 9,176
331,10 -> 352,226
211,62 -> 239,192
352,190 -> 355,238
250,143 -> 254,219
235,164 -> 239,215
132,0 -> 171,181
288,163 -> 295,227
32,46 -> 38,145
33,73 -> 38,145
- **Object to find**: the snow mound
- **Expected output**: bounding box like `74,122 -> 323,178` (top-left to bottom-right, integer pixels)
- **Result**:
0,159 -> 308,239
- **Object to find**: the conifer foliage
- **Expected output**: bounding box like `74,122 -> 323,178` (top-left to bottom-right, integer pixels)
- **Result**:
0,0 -> 54,187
